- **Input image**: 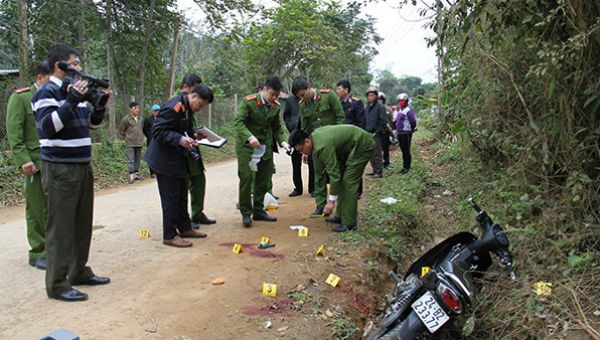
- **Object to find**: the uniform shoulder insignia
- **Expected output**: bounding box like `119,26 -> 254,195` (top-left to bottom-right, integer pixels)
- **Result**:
320,89 -> 331,93
173,101 -> 186,113
245,95 -> 257,101
14,87 -> 30,94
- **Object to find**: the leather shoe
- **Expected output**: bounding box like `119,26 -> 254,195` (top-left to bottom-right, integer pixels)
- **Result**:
28,257 -> 47,270
253,212 -> 277,222
195,212 -> 216,225
163,235 -> 192,247
179,229 -> 208,238
51,288 -> 88,302
309,207 -> 324,216
325,216 -> 341,224
332,224 -> 355,232
288,190 -> 302,197
242,214 -> 252,228
72,275 -> 110,286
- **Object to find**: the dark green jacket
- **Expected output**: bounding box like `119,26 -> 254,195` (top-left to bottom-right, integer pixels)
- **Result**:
233,93 -> 285,160
6,85 -> 41,168
299,89 -> 344,134
311,125 -> 376,196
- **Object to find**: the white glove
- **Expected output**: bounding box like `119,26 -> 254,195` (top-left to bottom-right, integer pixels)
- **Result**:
280,141 -> 291,152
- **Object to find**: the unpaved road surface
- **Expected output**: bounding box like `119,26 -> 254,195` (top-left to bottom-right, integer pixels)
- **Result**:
0,152 -> 377,339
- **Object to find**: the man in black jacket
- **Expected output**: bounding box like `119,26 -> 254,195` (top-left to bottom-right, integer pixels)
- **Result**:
144,85 -> 214,247
364,87 -> 388,178
282,94 -> 314,197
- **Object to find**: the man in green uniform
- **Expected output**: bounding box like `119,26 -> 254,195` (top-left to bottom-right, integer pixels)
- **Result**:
233,76 -> 289,227
6,60 -> 51,270
291,76 -> 344,216
289,125 -> 375,232
172,74 -> 216,228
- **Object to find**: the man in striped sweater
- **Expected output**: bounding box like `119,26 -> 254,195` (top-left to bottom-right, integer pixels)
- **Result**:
32,44 -> 110,302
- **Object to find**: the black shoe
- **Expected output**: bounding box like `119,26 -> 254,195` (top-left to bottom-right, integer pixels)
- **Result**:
325,216 -> 341,224
195,212 -> 216,225
253,212 -> 277,222
72,275 -> 111,286
309,207 -> 324,216
28,257 -> 46,270
51,288 -> 88,302
400,168 -> 409,174
242,214 -> 252,228
309,191 -> 316,197
288,190 -> 302,197
332,224 -> 355,232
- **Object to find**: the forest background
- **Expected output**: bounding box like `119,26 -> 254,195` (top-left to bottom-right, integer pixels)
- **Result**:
0,0 -> 598,338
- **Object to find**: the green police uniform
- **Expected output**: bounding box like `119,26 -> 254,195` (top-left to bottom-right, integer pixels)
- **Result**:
234,93 -> 285,216
299,89 -> 345,209
311,125 -> 375,227
6,85 -> 47,261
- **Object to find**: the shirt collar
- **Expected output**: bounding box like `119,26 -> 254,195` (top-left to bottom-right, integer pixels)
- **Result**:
49,75 -> 63,87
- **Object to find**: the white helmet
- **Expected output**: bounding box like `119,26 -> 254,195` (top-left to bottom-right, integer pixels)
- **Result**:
397,93 -> 409,101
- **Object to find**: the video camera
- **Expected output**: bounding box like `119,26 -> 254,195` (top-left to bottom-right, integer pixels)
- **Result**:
58,61 -> 110,108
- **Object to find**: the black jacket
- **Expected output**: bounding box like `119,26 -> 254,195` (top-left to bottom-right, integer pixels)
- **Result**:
364,101 -> 388,135
282,95 -> 300,133
144,94 -> 194,178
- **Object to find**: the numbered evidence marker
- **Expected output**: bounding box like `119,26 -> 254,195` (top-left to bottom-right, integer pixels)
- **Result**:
138,229 -> 150,238
421,266 -> 431,277
262,283 -> 277,297
325,273 -> 341,287
232,243 -> 244,254
260,236 -> 271,244
315,245 -> 325,256
298,227 -> 309,237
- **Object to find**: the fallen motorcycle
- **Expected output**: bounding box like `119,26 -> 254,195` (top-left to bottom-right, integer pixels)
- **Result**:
366,198 -> 516,339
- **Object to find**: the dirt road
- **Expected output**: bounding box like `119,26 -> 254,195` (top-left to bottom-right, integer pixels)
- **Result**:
0,152 -> 369,339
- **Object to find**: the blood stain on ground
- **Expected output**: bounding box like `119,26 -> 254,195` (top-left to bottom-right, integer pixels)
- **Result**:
241,298 -> 294,316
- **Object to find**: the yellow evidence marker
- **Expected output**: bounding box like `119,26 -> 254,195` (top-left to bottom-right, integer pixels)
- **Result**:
262,283 -> 277,296
260,236 -> 271,244
421,266 -> 431,277
138,229 -> 150,238
298,227 -> 309,237
232,243 -> 244,254
325,273 -> 341,287
315,245 -> 325,256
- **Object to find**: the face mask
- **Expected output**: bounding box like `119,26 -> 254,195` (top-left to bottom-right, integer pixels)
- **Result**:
398,100 -> 408,108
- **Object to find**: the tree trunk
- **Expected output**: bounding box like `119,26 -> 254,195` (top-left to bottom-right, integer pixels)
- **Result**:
137,0 -> 157,111
105,0 -> 117,139
78,0 -> 86,69
167,18 -> 180,100
17,0 -> 29,87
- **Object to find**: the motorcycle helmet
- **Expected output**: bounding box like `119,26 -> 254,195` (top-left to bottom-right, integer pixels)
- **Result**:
365,86 -> 378,96
397,93 -> 409,101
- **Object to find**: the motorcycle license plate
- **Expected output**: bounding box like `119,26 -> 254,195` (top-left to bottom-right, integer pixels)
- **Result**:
411,291 -> 450,333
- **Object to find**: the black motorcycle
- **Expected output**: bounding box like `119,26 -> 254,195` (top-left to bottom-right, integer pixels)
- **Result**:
366,198 -> 516,339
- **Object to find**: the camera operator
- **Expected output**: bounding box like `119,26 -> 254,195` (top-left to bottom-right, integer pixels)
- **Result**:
32,44 -> 111,302
144,85 -> 214,247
